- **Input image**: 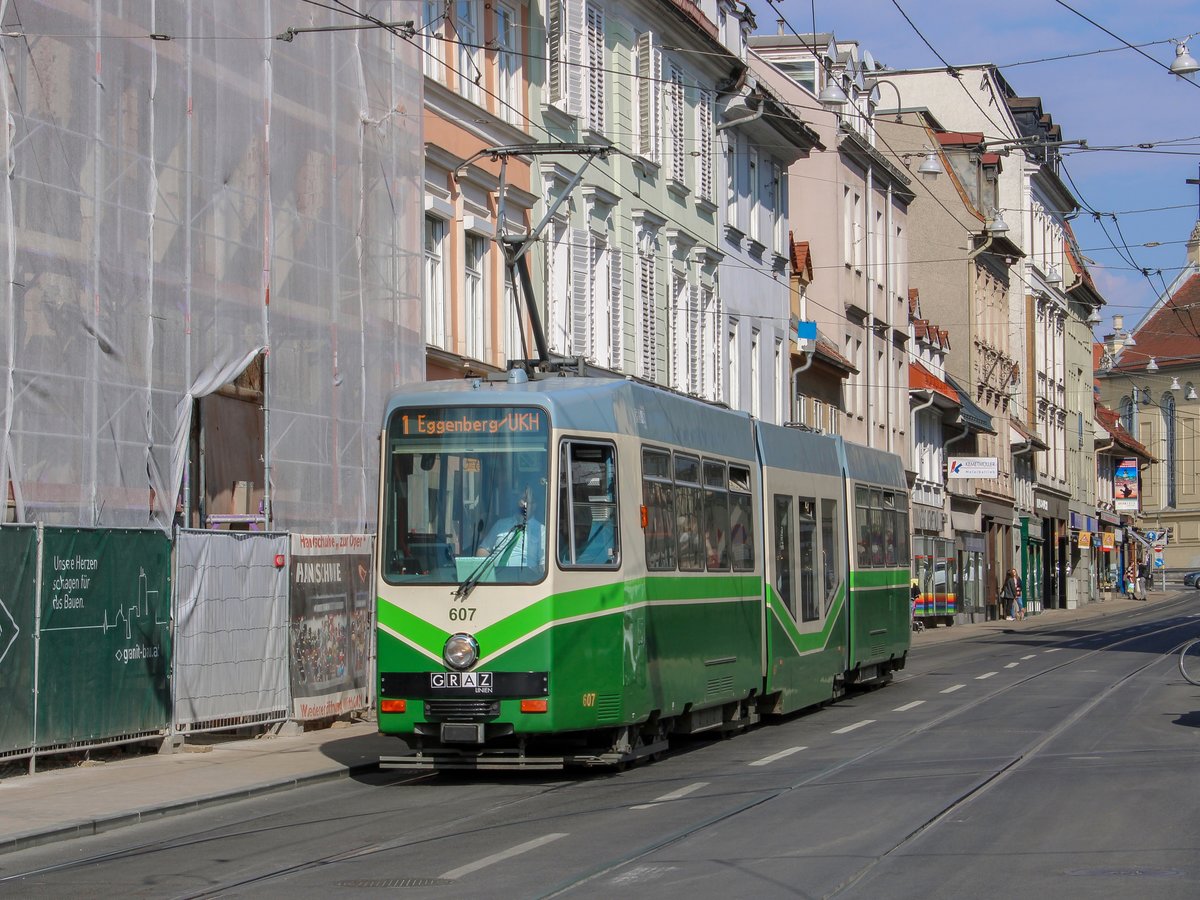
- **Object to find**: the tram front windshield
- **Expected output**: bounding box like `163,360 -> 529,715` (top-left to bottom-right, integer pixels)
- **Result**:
382,406 -> 549,585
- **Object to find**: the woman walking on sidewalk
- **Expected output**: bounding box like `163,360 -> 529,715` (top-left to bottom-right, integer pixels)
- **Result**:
1001,568 -> 1023,621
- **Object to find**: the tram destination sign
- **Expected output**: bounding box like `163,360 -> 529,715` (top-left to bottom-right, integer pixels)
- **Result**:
948,457 -> 998,479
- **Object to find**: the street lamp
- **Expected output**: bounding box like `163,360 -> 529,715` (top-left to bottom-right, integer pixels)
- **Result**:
1170,40 -> 1200,78
1146,357 -> 1159,372
985,208 -> 1009,235
1170,376 -> 1182,392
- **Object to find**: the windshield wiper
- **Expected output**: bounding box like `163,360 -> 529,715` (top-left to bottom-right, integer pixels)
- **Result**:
454,522 -> 525,599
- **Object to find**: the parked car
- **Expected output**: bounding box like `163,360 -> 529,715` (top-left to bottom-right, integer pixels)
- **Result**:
1183,571 -> 1200,588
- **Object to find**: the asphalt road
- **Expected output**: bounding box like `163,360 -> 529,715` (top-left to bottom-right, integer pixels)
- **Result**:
3,594 -> 1200,899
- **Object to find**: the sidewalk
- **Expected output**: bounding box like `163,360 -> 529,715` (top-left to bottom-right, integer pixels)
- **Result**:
912,588 -> 1177,646
0,589 -> 1186,858
0,720 -> 399,856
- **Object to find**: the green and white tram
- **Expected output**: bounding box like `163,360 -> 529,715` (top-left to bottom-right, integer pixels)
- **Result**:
375,374 -> 909,769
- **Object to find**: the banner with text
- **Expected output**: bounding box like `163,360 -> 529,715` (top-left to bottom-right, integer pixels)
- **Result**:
289,534 -> 374,720
36,528 -> 171,745
0,527 -> 37,755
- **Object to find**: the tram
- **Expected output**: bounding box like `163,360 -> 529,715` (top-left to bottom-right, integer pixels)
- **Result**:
375,373 -> 910,769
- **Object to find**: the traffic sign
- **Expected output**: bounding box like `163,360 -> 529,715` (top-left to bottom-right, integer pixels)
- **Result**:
1154,557 -> 1165,568
1152,541 -> 1166,553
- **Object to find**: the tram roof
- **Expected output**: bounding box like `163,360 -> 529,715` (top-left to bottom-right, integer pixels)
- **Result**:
843,440 -> 908,490
384,376 -> 758,461
755,421 -> 842,478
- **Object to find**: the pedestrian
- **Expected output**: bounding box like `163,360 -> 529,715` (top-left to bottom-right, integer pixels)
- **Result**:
1124,562 -> 1137,598
1000,567 -> 1023,621
1136,561 -> 1148,601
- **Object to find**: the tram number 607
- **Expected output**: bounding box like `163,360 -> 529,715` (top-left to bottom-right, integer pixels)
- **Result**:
581,692 -> 597,707
448,607 -> 476,622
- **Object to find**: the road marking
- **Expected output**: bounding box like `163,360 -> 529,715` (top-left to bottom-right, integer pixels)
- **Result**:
832,720 -> 875,734
440,833 -> 568,879
1044,648 -> 1063,653
749,746 -> 806,767
1005,662 -> 1019,669
893,700 -> 926,712
630,781 -> 709,809
976,672 -> 998,680
1021,654 -> 1036,660
941,684 -> 965,694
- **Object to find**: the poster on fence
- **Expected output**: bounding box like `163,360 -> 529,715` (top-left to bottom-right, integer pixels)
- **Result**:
36,528 -> 172,744
0,527 -> 37,755
289,534 -> 373,719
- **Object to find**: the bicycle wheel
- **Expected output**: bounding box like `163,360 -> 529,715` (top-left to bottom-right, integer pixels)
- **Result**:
1179,638 -> 1200,686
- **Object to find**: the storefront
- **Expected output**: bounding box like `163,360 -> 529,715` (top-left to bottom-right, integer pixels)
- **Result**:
1069,511 -> 1098,607
1020,514 -> 1044,615
956,531 -> 985,623
1097,510 -> 1121,594
1035,488 -> 1069,609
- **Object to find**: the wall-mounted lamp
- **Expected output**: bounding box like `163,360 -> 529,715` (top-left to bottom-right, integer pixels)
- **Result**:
1170,40 -> 1200,78
984,208 -> 1009,235
1086,308 -> 1102,326
1046,264 -> 1062,285
1146,357 -> 1159,372
818,69 -> 849,108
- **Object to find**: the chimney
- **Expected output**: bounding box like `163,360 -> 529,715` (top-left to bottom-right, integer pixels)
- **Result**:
1189,221 -> 1200,267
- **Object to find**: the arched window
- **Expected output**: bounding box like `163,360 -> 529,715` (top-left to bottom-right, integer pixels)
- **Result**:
1118,394 -> 1135,437
1162,391 -> 1176,508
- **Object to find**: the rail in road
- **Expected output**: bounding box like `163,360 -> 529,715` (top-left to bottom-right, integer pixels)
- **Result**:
4,593 -> 1200,898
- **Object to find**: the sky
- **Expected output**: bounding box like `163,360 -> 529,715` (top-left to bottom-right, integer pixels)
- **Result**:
768,0 -> 1200,335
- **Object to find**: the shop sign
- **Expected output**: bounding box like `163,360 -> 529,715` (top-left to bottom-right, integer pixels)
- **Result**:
1077,530 -> 1090,548
948,457 -> 998,479
1101,532 -> 1115,552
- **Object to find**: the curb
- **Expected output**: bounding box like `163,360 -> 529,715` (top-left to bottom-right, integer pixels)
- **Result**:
0,759 -> 381,857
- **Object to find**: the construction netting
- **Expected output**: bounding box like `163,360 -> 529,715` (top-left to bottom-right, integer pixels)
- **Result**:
0,1 -> 423,532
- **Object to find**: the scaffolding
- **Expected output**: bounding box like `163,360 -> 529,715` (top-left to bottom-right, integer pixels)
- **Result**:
0,1 -> 424,532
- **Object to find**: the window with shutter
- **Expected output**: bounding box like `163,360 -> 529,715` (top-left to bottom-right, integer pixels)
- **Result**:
565,0 -> 584,116
585,4 -> 605,132
638,252 -> 657,381
688,282 -> 702,394
696,91 -> 713,202
636,32 -> 661,163
571,227 -> 591,358
701,284 -> 716,399
591,231 -> 609,363
609,242 -> 624,369
547,0 -> 564,105
546,216 -> 570,354
671,271 -> 687,392
669,63 -> 685,184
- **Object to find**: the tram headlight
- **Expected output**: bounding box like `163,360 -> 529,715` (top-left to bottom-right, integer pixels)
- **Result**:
443,633 -> 479,670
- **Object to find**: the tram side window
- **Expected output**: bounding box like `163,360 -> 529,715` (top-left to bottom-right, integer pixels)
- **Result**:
893,497 -> 910,561
703,460 -> 730,571
558,441 -> 619,568
641,448 -> 676,570
869,489 -> 885,566
729,465 -> 755,571
855,486 -> 871,569
773,495 -> 795,617
675,454 -> 704,572
798,499 -> 818,622
882,492 -> 897,566
821,498 -> 839,613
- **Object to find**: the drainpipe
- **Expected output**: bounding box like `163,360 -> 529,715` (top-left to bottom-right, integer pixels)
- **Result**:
865,167 -> 875,447
791,348 -> 816,424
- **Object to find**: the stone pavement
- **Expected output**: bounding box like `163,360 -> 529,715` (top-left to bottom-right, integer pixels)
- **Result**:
0,589 -> 1186,857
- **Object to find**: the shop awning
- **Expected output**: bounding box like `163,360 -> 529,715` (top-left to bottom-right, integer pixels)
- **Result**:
1128,529 -> 1152,548
909,362 -> 959,408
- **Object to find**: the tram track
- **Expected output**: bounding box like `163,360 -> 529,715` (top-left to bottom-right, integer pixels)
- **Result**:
538,596 -> 1200,898
6,597 -> 1198,898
